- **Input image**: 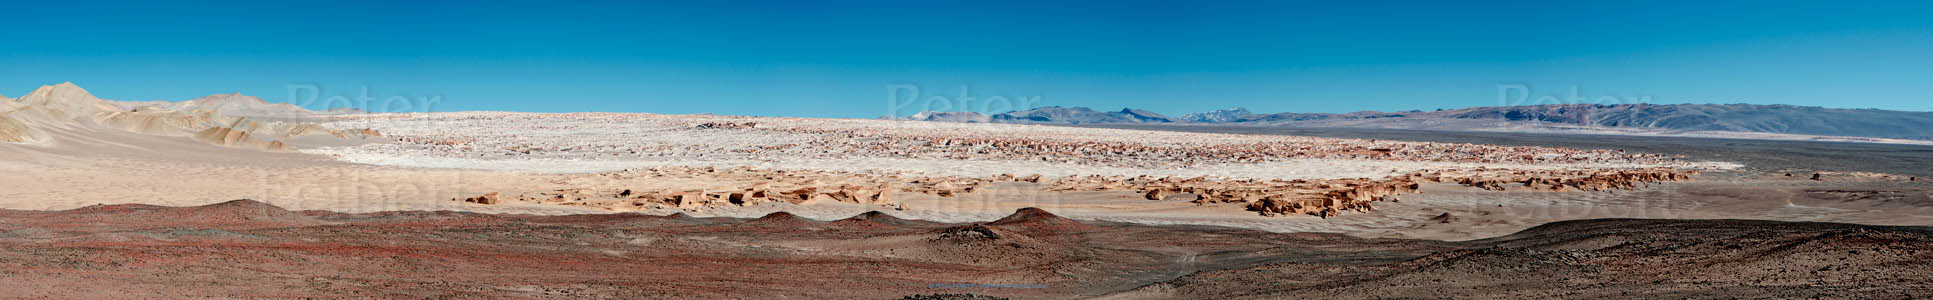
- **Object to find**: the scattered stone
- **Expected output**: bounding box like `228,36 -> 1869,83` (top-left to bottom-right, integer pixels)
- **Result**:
692,121 -> 756,129
462,192 -> 500,205
1144,189 -> 1169,200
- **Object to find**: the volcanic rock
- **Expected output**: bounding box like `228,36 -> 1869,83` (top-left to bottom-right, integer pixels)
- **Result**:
986,207 -> 1090,235
463,192 -> 501,205
746,211 -> 816,228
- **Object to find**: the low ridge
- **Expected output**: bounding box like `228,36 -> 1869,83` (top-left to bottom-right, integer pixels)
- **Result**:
987,207 -> 1079,226
0,82 -> 378,149
745,211 -> 817,227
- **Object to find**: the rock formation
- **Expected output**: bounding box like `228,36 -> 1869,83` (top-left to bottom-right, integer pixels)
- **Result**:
519,167 -> 1024,211
461,192 -> 501,205
692,121 -> 757,129
1042,168 -> 1695,217
1418,168 -> 1693,192
0,114 -> 33,143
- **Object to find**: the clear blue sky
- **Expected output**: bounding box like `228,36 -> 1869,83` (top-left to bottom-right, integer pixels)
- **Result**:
3,0 -> 1929,117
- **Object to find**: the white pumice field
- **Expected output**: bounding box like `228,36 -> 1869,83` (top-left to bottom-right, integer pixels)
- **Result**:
274,110 -> 1743,233
17,83 -> 1919,242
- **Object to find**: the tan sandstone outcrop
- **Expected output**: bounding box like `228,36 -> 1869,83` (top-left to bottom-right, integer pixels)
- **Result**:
514,167 -> 1015,211
1044,168 -> 1695,217
460,192 -> 501,205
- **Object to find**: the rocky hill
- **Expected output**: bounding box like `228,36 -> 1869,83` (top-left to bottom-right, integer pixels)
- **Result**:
0,82 -> 378,149
1179,107 -> 1252,122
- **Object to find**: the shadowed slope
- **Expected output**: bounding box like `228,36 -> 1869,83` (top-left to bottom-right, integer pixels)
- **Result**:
1106,219 -> 1933,299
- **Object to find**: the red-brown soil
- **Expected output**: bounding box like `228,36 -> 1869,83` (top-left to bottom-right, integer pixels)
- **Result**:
0,200 -> 1927,299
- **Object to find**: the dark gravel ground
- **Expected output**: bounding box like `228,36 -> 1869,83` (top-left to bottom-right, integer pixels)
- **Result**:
1108,219 -> 1933,299
3,200 -> 1928,299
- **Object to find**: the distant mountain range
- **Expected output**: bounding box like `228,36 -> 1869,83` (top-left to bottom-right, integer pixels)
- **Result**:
907,107 -> 1180,124
901,104 -> 1933,141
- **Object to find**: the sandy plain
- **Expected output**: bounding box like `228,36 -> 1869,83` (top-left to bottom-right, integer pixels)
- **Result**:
5,83 -> 1933,299
5,99 -> 1925,240
0,96 -> 1748,240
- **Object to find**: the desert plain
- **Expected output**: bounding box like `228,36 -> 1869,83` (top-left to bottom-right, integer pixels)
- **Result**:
3,83 -> 1932,299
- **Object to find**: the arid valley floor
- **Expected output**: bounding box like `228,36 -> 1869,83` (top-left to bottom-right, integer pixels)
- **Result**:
3,83 -> 1932,299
